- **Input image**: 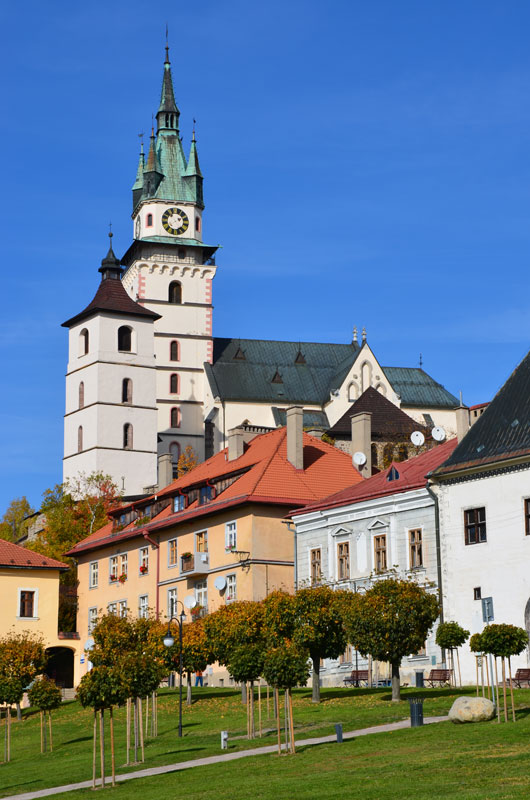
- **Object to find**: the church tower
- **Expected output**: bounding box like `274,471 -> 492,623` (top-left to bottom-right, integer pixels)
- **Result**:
62,234 -> 160,496
121,44 -> 218,472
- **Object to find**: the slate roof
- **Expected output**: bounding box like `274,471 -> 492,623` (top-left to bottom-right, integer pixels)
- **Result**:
272,408 -> 330,429
67,427 -> 363,556
382,367 -> 459,409
433,349 -> 530,476
294,437 -> 458,516
327,386 -> 426,439
0,538 -> 68,570
62,276 -> 161,328
207,338 -> 361,404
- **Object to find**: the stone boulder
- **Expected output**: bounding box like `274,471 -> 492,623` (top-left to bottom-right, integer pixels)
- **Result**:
448,696 -> 495,723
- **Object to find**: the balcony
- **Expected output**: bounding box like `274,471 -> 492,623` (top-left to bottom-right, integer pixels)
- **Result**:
180,550 -> 210,577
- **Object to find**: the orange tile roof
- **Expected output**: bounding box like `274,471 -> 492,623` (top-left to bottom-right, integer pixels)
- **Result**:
67,427 -> 363,556
0,538 -> 69,570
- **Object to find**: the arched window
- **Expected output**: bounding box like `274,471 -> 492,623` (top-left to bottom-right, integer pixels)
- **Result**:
122,378 -> 132,404
79,329 -> 89,356
165,113 -> 169,127
170,407 -> 181,428
170,373 -> 179,394
168,281 -> 182,304
78,426 -> 83,453
79,382 -> 84,409
170,340 -> 180,361
123,423 -> 133,450
118,326 -> 132,352
397,444 -> 408,462
195,217 -> 201,232
146,213 -> 153,227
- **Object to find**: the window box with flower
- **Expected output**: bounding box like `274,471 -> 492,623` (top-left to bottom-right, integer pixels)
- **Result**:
139,565 -> 148,574
118,573 -> 127,584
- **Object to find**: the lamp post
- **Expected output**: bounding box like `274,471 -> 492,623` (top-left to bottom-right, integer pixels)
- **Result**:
163,602 -> 186,737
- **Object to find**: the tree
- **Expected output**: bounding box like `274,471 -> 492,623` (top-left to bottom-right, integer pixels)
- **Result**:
28,676 -> 62,752
177,446 -> 198,477
481,623 -> 528,723
342,578 -> 439,702
0,675 -> 24,762
263,643 -> 310,754
227,643 -> 265,738
435,621 -> 469,686
0,631 -> 46,686
0,496 -> 35,542
181,619 -> 213,705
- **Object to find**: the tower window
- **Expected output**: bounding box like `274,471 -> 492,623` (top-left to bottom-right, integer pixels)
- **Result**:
170,373 -> 179,394
170,340 -> 180,361
170,442 -> 181,478
146,213 -> 153,227
118,326 -> 132,352
79,329 -> 89,356
170,407 -> 181,428
195,217 -> 201,232
165,114 -> 169,127
178,248 -> 186,260
123,423 -> 133,450
78,426 -> 83,453
168,281 -> 182,304
122,378 -> 132,404
79,381 -> 84,409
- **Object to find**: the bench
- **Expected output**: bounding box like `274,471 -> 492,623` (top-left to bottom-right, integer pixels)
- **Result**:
425,669 -> 452,687
510,668 -> 530,688
344,669 -> 369,687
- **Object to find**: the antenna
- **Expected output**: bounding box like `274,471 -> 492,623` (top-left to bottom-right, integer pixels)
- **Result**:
183,595 -> 197,609
353,451 -> 367,467
432,426 -> 446,442
410,431 -> 425,446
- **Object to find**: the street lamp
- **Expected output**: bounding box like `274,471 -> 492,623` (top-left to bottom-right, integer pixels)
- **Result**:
163,602 -> 186,737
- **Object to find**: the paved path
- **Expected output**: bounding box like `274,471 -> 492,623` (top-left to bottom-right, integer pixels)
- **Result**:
8,716 -> 448,800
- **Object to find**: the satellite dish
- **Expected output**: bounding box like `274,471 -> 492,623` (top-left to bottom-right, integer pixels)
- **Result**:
183,594 -> 198,609
214,576 -> 227,591
353,451 -> 367,467
432,426 -> 446,442
84,637 -> 95,652
410,431 -> 425,447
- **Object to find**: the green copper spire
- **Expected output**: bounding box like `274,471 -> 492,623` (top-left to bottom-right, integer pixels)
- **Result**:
183,129 -> 204,208
143,127 -> 164,198
156,44 -> 180,134
132,141 -> 145,210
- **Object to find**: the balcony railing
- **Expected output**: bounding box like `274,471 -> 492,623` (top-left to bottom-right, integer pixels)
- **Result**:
180,551 -> 209,576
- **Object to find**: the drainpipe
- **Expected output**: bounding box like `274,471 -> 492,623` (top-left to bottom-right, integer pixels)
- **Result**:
426,483 -> 445,665
143,531 -> 160,620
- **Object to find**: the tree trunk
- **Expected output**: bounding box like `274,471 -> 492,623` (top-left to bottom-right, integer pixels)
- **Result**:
99,708 -> 105,788
48,711 -> 53,752
139,698 -> 145,762
92,710 -> 97,790
187,673 -> 192,706
7,706 -> 11,762
109,706 -> 116,787
42,706 -> 47,753
501,659 -> 508,723
126,698 -> 130,765
391,662 -> 401,702
250,681 -> 255,738
133,698 -> 138,763
311,653 -> 320,703
275,688 -> 281,755
16,702 -> 22,722
258,682 -> 262,737
40,710 -> 44,753
241,682 -> 247,705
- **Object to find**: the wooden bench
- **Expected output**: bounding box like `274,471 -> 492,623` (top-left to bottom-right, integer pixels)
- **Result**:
510,668 -> 530,688
344,669 -> 369,687
425,668 -> 452,687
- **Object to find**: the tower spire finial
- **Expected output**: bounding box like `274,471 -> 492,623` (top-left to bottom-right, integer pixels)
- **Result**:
352,326 -> 358,344
362,326 -> 367,343
192,118 -> 196,142
165,23 -> 170,63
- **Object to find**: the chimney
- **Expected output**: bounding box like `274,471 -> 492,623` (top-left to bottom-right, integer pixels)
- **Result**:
157,453 -> 173,489
228,426 -> 245,460
351,411 -> 372,474
455,406 -> 470,442
286,406 -> 304,470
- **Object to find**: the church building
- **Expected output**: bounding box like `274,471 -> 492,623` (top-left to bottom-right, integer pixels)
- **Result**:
62,46 -> 461,498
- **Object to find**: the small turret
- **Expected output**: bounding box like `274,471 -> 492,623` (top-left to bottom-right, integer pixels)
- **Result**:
142,127 -> 164,198
99,230 -> 123,281
156,44 -> 180,135
132,141 -> 145,211
183,129 -> 204,208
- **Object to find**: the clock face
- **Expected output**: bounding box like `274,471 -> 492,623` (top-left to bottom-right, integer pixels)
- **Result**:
162,207 -> 189,236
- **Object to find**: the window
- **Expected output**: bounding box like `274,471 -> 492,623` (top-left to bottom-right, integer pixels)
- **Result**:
146,213 -> 153,227
138,595 -> 149,619
168,588 -> 178,617
123,423 -> 133,449
109,556 -> 118,581
108,602 -> 117,615
170,407 -> 181,428
409,529 -> 423,569
122,378 -> 132,404
120,553 -> 128,577
88,607 -> 98,633
225,521 -> 237,549
196,531 -> 208,552
139,547 -> 149,573
168,281 -> 182,304
168,538 -> 178,566
199,485 -> 213,505
19,590 -> 35,618
170,340 -> 180,361
195,580 -> 207,609
525,498 -> 530,535
78,426 -> 83,453
374,535 -> 387,572
79,328 -> 89,356
79,382 -> 84,409
339,645 -> 352,665
464,507 -> 487,545
311,548 -> 322,585
474,587 -> 482,600
118,326 -> 132,352
178,248 -> 186,260
205,420 -> 214,459
170,373 -> 179,394
173,494 -> 186,512
195,217 -> 201,232
337,542 -> 349,580
118,600 -> 127,618
89,561 -> 99,588
226,574 -> 236,602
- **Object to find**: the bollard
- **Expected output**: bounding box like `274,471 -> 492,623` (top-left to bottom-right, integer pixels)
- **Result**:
335,723 -> 343,743
408,697 -> 424,727
415,670 -> 424,688
221,730 -> 228,749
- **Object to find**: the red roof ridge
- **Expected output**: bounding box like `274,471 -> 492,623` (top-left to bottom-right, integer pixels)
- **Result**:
0,538 -> 69,570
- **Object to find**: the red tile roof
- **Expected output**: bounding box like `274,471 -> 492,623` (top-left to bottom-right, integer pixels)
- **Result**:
67,427 -> 364,556
0,538 -> 69,570
293,437 -> 458,516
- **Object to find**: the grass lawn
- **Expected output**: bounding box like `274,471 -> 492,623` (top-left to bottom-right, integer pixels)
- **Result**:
1,686 -> 530,799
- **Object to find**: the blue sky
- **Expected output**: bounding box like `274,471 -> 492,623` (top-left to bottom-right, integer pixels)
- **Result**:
2,0 -> 530,513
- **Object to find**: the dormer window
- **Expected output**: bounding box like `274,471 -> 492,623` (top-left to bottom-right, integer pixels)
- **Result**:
387,466 -> 400,482
173,495 -> 186,512
271,369 -> 283,384
199,485 -> 214,505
